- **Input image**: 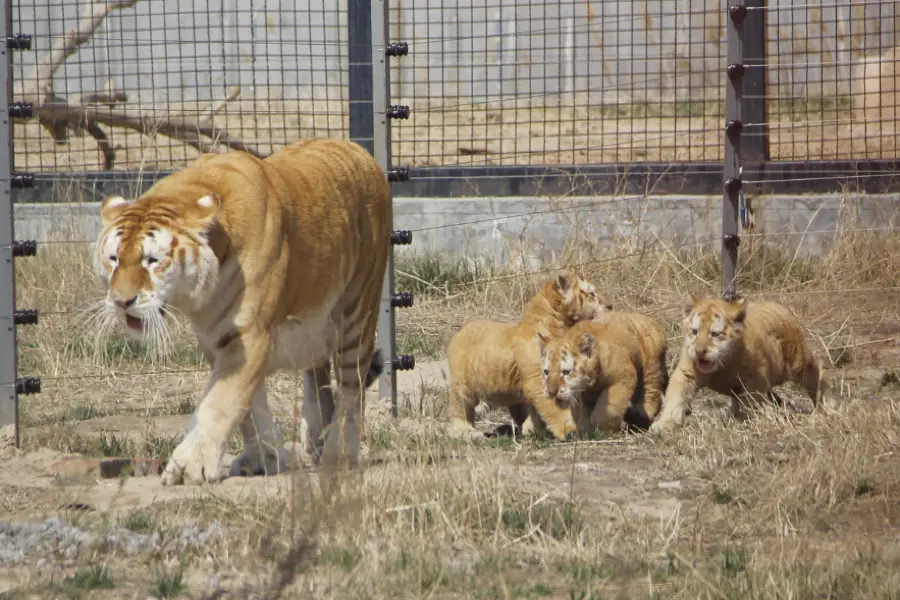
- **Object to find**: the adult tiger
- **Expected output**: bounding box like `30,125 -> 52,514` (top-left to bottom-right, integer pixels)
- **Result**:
92,139 -> 391,485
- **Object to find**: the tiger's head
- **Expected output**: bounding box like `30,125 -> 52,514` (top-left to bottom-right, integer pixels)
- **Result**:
681,294 -> 748,375
528,270 -> 613,327
537,326 -> 601,406
93,193 -> 223,339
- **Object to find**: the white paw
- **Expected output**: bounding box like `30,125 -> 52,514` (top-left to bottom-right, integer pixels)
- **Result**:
227,445 -> 290,478
161,431 -> 224,485
649,417 -> 680,436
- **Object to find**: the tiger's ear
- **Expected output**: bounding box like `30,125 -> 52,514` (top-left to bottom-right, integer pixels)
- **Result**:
682,293 -> 700,316
732,296 -> 748,323
577,332 -> 595,357
553,270 -> 575,292
535,328 -> 551,351
100,195 -> 133,227
190,193 -> 222,228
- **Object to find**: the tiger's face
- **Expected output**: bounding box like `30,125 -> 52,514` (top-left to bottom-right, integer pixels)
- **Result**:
682,295 -> 748,375
552,271 -> 613,325
537,329 -> 599,406
93,194 -> 221,338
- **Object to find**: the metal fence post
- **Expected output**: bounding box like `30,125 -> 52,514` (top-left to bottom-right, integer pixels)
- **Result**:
0,0 -> 15,442
741,0 -> 768,164
353,0 -> 414,418
722,4 -> 747,300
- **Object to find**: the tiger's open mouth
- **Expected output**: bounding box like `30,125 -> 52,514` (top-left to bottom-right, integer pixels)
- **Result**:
123,307 -> 165,332
695,357 -> 718,374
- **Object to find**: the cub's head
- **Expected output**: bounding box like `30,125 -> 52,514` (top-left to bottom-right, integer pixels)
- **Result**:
681,294 -> 748,375
536,270 -> 612,326
537,326 -> 601,406
93,193 -> 222,339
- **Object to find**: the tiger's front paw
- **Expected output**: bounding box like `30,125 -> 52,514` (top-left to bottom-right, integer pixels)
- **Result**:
161,430 -> 224,485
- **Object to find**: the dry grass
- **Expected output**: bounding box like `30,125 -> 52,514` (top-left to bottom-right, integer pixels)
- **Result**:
13,94 -> 900,173
3,199 -> 900,599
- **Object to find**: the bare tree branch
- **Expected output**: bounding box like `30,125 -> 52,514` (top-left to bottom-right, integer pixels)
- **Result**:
21,0 -> 265,170
40,101 -> 265,159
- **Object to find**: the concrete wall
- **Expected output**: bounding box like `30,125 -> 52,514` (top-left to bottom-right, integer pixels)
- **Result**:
14,194 -> 899,264
13,0 -> 898,106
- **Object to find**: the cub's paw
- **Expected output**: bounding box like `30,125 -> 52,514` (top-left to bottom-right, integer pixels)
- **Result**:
161,432 -> 224,485
228,446 -> 290,478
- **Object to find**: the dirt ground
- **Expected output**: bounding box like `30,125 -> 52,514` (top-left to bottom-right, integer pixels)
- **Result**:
3,212 -> 900,599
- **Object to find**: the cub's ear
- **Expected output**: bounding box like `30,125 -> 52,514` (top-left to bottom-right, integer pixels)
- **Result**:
535,328 -> 551,351
682,293 -> 699,316
577,332 -> 595,358
553,270 -> 575,292
100,195 -> 134,227
191,193 -> 222,228
732,296 -> 748,323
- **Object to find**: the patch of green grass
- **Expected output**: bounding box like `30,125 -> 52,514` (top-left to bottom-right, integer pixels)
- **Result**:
119,510 -> 158,534
396,327 -> 445,361
395,252 -> 495,297
719,547 -> 748,577
711,485 -> 734,505
64,564 -> 115,591
321,546 -> 363,572
854,477 -> 875,497
63,330 -> 205,368
65,403 -> 108,422
880,370 -> 900,389
151,563 -> 185,598
500,500 -> 581,540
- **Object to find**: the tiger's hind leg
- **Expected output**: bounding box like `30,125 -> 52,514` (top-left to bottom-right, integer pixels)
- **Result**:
229,383 -> 290,477
302,361 -> 335,464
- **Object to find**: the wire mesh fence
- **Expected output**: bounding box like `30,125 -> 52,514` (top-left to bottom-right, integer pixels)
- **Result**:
5,0 -> 900,466
388,0 -> 727,167
12,0 -> 351,173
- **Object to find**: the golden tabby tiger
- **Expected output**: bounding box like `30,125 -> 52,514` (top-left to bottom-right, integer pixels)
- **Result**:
446,271 -> 611,440
93,139 -> 390,485
538,310 -> 668,434
650,295 -> 838,433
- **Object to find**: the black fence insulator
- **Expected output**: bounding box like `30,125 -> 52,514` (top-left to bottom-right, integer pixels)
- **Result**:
387,167 -> 409,182
386,105 -> 410,119
10,172 -> 34,188
7,101 -> 32,119
390,292 -> 414,308
726,120 -> 744,136
727,63 -> 746,80
729,5 -> 748,24
723,234 -> 741,250
385,42 -> 408,57
393,355 -> 415,371
15,377 -> 40,395
6,34 -> 32,50
12,240 -> 37,257
391,230 -> 412,245
13,309 -> 38,325
725,177 -> 743,194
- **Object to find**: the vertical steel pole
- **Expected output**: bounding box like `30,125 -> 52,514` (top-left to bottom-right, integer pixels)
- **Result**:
370,0 -> 398,416
723,5 -> 747,300
741,0 -> 768,165
0,0 -> 17,442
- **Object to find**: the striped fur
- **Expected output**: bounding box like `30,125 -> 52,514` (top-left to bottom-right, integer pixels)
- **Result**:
92,139 -> 391,485
651,295 -> 839,433
446,271 -> 613,441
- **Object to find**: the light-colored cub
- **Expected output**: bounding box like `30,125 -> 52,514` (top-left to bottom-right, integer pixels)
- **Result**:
650,295 -> 838,433
538,311 -> 668,434
446,271 -> 611,440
